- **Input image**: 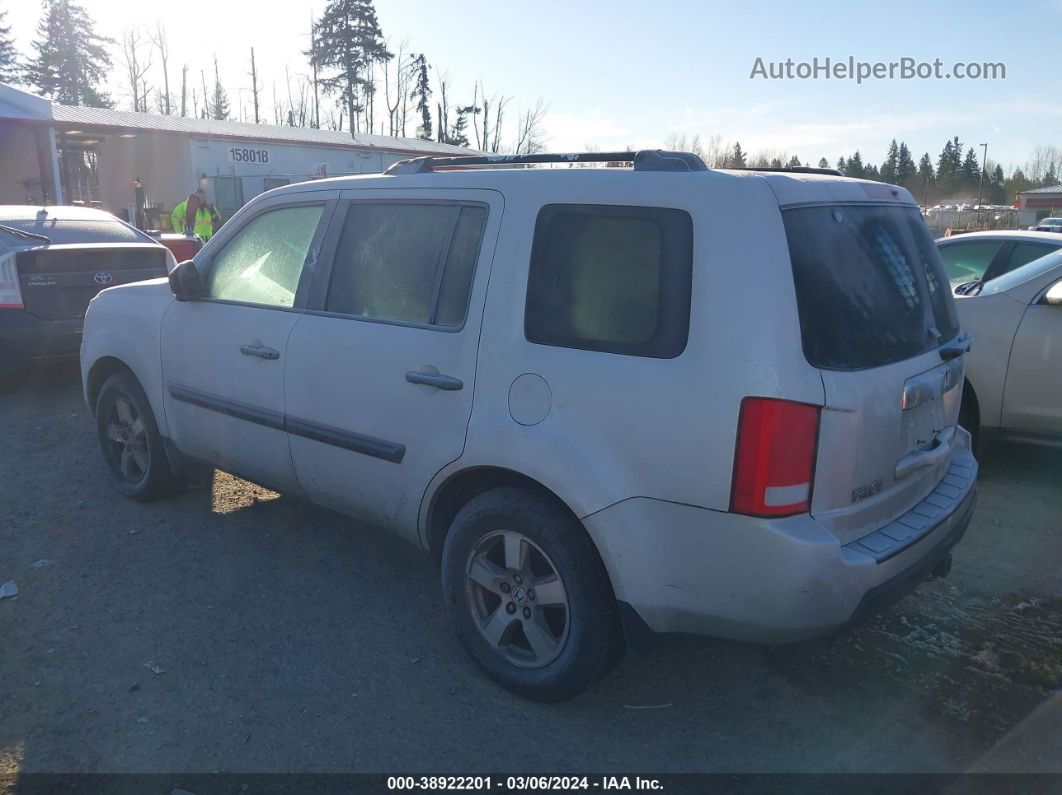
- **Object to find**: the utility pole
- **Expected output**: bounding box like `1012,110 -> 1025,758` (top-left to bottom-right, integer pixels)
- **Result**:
976,142 -> 988,229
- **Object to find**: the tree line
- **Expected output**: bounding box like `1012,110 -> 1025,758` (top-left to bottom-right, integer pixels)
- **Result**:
0,0 -> 550,153
665,133 -> 1061,205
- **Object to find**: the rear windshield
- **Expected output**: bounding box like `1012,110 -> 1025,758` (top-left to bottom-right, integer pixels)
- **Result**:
784,204 -> 960,370
0,218 -> 149,246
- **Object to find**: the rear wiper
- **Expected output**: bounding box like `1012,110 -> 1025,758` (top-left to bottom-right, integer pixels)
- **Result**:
0,224 -> 51,244
954,279 -> 983,296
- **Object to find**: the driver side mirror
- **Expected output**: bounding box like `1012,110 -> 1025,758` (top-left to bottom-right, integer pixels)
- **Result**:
168,259 -> 205,301
1043,280 -> 1062,306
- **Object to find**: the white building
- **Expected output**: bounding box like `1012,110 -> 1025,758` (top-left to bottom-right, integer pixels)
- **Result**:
0,82 -> 473,226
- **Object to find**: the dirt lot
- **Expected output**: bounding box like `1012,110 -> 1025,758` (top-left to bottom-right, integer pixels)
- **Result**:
1,363 -> 1059,775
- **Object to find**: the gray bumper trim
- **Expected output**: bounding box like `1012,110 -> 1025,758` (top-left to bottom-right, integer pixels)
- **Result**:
844,456 -> 977,563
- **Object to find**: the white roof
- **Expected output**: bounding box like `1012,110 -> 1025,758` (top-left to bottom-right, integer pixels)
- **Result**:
0,82 -> 475,156
936,230 -> 1062,244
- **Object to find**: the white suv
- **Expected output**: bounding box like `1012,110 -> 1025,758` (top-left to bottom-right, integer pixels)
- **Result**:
81,150 -> 978,701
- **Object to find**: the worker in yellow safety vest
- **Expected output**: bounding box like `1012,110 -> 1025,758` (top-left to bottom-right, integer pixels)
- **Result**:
171,188 -> 220,241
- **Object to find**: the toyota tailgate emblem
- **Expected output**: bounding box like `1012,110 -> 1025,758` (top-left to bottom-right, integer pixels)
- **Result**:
93,272 -> 113,285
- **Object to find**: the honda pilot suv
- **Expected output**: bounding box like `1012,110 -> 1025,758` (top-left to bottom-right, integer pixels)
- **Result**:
81,151 -> 977,701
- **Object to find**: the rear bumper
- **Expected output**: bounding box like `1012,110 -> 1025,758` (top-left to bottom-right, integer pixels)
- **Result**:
0,310 -> 83,369
584,431 -> 978,643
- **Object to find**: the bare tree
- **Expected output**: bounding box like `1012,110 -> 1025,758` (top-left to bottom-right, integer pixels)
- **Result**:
179,64 -> 187,117
120,28 -> 153,112
513,98 -> 548,155
248,47 -> 261,123
148,21 -> 171,114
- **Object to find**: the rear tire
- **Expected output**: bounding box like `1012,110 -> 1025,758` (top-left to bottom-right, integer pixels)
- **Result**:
95,371 -> 183,501
441,487 -> 623,702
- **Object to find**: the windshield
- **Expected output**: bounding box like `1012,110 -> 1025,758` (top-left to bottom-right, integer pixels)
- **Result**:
979,249 -> 1062,295
784,203 -> 960,370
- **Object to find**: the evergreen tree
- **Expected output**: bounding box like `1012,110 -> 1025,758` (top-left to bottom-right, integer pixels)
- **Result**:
210,56 -> 230,120
880,139 -> 899,184
896,142 -> 916,186
731,142 -> 746,168
962,147 -> 980,187
0,8 -> 20,83
936,139 -> 955,184
785,155 -> 802,168
917,153 -> 935,181
769,157 -> 783,169
1042,164 -> 1058,188
410,53 -> 431,140
845,151 -> 865,178
311,0 -> 391,135
988,164 -> 1006,204
864,163 -> 880,181
817,157 -> 829,169
27,0 -> 113,106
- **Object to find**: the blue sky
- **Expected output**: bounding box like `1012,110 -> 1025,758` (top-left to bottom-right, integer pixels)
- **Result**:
6,0 -> 1061,170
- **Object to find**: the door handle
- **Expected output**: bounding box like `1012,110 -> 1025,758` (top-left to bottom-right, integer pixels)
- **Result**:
406,370 -> 463,391
240,343 -> 280,360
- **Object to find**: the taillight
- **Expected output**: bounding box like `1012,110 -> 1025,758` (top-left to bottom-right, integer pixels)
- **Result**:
730,397 -> 821,518
0,252 -> 23,309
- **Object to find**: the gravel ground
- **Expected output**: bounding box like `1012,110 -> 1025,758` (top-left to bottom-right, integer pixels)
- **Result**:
1,363 -> 1059,775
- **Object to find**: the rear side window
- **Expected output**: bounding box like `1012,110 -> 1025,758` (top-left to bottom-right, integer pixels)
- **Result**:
937,241 -> 1000,284
325,203 -> 487,328
524,204 -> 692,358
784,204 -> 960,370
1003,242 -> 1059,275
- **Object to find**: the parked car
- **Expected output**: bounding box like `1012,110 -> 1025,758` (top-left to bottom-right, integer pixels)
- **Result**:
936,230 -> 1062,294
1033,217 -> 1062,233
953,248 -> 1062,450
0,205 -> 173,381
81,151 -> 977,701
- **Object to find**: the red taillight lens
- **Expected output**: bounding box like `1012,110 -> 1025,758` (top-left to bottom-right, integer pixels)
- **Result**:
730,397 -> 821,518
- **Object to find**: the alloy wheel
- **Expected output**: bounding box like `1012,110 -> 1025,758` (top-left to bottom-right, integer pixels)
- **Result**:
465,530 -> 570,668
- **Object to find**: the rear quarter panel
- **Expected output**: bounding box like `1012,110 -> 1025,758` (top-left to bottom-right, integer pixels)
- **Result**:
955,291 -> 1028,429
429,170 -> 824,532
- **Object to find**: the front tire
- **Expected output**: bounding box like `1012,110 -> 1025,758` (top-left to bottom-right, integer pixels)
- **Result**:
441,487 -> 622,702
95,371 -> 182,501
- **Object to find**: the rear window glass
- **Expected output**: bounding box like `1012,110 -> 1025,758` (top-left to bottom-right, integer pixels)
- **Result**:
0,218 -> 149,245
524,204 -> 692,359
784,204 -> 960,370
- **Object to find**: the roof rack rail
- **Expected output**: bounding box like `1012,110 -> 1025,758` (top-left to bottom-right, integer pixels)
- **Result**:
384,149 -> 709,175
728,166 -> 843,176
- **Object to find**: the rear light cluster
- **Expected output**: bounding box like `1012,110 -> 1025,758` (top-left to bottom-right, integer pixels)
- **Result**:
730,397 -> 821,518
0,252 -> 23,309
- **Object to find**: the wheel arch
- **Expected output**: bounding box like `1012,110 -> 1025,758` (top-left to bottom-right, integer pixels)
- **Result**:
85,355 -> 135,415
423,466 -> 585,566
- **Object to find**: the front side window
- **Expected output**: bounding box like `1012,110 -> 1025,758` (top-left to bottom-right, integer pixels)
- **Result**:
205,204 -> 323,307
937,241 -> 1000,285
325,202 -> 487,327
524,204 -> 693,358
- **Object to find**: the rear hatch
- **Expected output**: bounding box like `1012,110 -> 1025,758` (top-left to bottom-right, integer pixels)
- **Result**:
783,202 -> 968,544
16,243 -> 168,320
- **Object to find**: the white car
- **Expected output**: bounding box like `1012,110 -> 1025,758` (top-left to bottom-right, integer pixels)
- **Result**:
953,249 -> 1062,449
936,230 -> 1062,293
81,151 -> 977,700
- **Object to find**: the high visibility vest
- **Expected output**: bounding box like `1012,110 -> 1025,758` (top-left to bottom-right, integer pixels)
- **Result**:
171,201 -> 215,241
